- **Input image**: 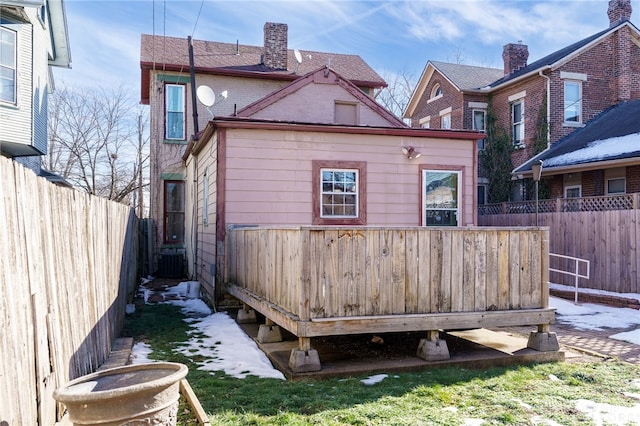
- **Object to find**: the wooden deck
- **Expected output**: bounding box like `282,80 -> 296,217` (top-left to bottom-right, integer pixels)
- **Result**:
225,226 -> 557,371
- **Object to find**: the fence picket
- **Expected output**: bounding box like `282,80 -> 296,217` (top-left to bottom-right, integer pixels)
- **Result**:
0,157 -> 137,425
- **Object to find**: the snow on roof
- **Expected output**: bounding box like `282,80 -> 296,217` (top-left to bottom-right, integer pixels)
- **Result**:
543,132 -> 640,168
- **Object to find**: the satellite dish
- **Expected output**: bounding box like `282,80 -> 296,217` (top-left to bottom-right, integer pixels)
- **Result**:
196,85 -> 215,107
294,49 -> 302,64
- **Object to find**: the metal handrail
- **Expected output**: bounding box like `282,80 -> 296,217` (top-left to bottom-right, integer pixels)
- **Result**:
549,253 -> 590,304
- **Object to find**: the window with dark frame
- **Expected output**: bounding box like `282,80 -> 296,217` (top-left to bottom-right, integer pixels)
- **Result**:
312,160 -> 366,225
164,180 -> 185,244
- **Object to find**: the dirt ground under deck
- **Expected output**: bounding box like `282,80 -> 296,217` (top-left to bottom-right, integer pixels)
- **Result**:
237,319 -> 568,380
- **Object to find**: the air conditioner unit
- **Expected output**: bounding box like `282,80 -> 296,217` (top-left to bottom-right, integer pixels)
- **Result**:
157,252 -> 184,278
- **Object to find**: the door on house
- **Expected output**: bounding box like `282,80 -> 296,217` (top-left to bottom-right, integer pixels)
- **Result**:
422,170 -> 461,226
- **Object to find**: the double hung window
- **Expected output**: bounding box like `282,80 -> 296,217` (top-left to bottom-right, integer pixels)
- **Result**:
564,81 -> 581,124
472,109 -> 486,150
165,84 -> 185,140
0,27 -> 17,104
512,100 -> 524,146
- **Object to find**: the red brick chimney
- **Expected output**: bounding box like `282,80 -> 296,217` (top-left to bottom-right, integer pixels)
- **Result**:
608,0 -> 632,27
502,42 -> 529,76
263,22 -> 288,70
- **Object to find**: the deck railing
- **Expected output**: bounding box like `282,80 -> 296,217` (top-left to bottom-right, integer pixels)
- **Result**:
479,193 -> 639,216
226,226 -> 550,321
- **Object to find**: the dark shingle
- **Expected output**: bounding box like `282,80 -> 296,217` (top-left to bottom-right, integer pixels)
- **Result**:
514,100 -> 640,172
140,34 -> 386,88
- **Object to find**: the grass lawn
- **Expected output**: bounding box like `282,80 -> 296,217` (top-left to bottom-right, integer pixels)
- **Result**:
123,302 -> 640,426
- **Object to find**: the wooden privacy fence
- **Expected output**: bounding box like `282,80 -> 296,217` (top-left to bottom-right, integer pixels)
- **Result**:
0,157 -> 138,425
479,209 -> 640,294
226,226 -> 551,331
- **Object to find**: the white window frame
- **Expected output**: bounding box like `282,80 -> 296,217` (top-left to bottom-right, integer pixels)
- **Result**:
320,168 -> 359,219
418,116 -> 430,128
563,80 -> 582,125
428,83 -> 443,102
0,26 -> 17,104
511,99 -> 524,147
441,113 -> 451,129
422,169 -> 461,227
165,83 -> 185,140
472,109 -> 486,150
606,177 -> 626,195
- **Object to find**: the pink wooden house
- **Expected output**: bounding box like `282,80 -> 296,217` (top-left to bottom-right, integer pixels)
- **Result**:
183,67 -> 557,372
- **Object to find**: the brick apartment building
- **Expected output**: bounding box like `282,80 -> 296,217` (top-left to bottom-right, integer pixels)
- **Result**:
404,0 -> 640,204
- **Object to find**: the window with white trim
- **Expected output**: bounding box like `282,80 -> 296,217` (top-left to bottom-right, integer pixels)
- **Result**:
607,177 -> 625,194
441,113 -> 451,129
0,27 -> 17,104
312,160 -> 366,225
165,84 -> 185,140
511,100 -> 524,146
472,109 -> 486,150
565,185 -> 581,198
430,83 -> 442,100
423,169 -> 461,226
419,116 -> 430,128
564,80 -> 581,124
321,169 -> 358,218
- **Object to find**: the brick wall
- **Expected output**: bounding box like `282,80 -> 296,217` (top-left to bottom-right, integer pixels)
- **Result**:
491,76 -> 547,168
410,72 -> 465,129
627,165 -> 640,193
263,22 -> 288,70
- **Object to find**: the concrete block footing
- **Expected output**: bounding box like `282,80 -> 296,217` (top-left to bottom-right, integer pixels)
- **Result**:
416,338 -> 450,361
257,324 -> 283,343
236,308 -> 257,324
527,332 -> 560,352
288,349 -> 322,373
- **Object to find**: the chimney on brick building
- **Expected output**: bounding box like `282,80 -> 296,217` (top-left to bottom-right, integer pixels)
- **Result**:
502,42 -> 529,76
608,0 -> 632,27
263,22 -> 288,70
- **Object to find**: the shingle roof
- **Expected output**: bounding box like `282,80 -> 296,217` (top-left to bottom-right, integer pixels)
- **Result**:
514,100 -> 640,173
140,34 -> 386,88
430,61 -> 504,90
490,21 -> 636,88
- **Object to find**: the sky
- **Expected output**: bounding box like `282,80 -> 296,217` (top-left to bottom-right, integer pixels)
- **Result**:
55,0 -> 640,100
131,280 -> 640,424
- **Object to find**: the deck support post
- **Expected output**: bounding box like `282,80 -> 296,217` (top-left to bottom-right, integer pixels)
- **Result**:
236,304 -> 257,324
416,330 -> 450,361
527,324 -> 559,352
257,320 -> 283,343
288,337 -> 321,372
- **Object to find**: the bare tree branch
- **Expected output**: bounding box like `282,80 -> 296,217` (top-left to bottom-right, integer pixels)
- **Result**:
46,84 -> 150,212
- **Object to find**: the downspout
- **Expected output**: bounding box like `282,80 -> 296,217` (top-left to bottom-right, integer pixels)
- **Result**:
538,69 -> 551,148
192,154 -> 198,280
